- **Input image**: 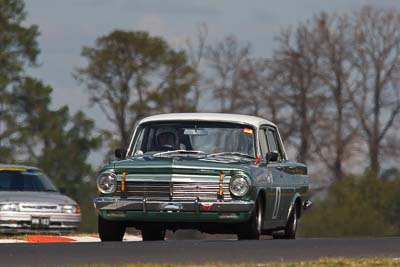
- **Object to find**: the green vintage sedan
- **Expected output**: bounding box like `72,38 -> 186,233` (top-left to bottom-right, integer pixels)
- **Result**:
94,113 -> 311,241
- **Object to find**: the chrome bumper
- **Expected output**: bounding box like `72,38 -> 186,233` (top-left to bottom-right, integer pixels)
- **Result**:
0,211 -> 80,233
94,197 -> 255,213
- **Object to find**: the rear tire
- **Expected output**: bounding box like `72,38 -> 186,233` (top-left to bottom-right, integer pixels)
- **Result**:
237,198 -> 263,240
98,215 -> 126,242
283,204 -> 298,239
141,227 -> 166,241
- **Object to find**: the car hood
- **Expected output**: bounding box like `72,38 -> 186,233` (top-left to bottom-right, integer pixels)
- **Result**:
0,191 -> 76,205
109,156 -> 256,176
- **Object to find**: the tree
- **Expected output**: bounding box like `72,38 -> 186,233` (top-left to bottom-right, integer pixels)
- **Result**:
234,57 -> 285,125
268,8 -> 400,180
0,1 -> 102,231
0,0 -> 39,161
13,77 -> 102,232
12,77 -> 101,185
75,30 -> 196,149
185,23 -> 208,110
310,13 -> 360,180
147,49 -> 196,113
350,7 -> 400,176
35,109 -> 102,232
269,24 -> 328,164
206,35 -> 253,113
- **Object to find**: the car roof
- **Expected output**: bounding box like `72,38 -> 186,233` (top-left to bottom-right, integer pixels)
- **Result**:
0,164 -> 40,171
138,113 -> 276,128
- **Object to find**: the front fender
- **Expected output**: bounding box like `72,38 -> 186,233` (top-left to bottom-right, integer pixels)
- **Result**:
286,192 -> 302,220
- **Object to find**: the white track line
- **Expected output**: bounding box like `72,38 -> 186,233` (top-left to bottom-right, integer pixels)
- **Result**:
0,239 -> 26,243
69,235 -> 142,242
0,235 -> 142,243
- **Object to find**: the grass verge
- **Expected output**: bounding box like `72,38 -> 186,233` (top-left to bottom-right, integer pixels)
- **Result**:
69,257 -> 400,267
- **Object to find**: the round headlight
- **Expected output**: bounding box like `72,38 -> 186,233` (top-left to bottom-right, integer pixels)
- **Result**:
229,175 -> 250,197
97,172 -> 117,194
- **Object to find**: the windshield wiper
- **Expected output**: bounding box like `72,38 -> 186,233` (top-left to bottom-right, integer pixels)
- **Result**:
43,189 -> 59,192
153,150 -> 207,157
207,152 -> 255,159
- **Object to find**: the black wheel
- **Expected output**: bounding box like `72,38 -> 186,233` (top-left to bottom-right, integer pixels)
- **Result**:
283,204 -> 298,239
141,227 -> 166,241
98,215 -> 126,242
237,197 -> 263,240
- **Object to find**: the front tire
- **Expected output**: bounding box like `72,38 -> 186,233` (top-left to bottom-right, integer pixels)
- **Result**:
98,215 -> 126,242
283,204 -> 298,239
237,198 -> 263,240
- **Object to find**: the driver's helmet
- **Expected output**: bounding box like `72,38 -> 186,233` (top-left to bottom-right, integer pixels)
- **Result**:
155,127 -> 179,150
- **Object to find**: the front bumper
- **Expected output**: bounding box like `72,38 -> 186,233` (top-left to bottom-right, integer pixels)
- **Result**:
0,211 -> 80,234
94,197 -> 255,223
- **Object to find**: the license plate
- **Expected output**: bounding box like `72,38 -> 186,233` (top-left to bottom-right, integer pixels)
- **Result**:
31,217 -> 50,227
160,203 -> 182,211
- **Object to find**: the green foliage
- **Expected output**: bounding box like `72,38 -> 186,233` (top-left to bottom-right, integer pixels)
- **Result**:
8,77 -> 102,232
299,173 -> 400,237
75,30 -> 196,149
148,50 -> 196,113
72,180 -> 98,232
0,0 -> 39,162
0,0 -> 39,82
0,2 -> 101,232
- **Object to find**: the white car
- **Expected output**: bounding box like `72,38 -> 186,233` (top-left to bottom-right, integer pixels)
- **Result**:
0,165 -> 81,234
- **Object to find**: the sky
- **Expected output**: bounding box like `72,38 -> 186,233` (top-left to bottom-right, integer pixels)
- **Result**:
23,0 -> 400,166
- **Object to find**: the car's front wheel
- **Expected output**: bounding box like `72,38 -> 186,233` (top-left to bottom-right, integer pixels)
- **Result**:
237,197 -> 263,240
141,227 -> 166,241
98,215 -> 126,242
283,203 -> 298,239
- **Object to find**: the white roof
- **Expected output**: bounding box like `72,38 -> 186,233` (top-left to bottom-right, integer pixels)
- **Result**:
138,113 -> 276,128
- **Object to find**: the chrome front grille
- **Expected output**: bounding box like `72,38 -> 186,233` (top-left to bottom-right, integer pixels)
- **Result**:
19,204 -> 60,212
117,182 -> 171,200
172,183 -> 231,201
116,181 -> 232,201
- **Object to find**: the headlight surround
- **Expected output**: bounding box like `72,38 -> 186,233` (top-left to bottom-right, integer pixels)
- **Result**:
61,204 -> 80,213
229,175 -> 251,197
0,203 -> 20,212
96,171 -> 117,194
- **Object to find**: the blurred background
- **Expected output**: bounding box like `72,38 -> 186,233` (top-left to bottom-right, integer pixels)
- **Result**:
1,0 -> 400,236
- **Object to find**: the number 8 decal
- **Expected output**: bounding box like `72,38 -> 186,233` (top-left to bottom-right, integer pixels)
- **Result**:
272,187 -> 281,219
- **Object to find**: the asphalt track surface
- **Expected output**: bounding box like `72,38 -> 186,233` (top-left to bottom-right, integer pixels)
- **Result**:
1,237 -> 400,267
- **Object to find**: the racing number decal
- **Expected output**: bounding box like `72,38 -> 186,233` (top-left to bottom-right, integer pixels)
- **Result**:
272,187 -> 281,219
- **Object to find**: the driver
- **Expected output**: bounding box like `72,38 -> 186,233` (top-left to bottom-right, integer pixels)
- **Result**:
155,128 -> 179,151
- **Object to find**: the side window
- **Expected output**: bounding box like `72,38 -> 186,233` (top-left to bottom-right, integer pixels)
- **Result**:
266,128 -> 282,161
132,128 -> 147,154
258,129 -> 268,159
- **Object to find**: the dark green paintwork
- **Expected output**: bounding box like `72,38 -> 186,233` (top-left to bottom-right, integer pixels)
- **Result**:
94,117 -> 311,233
96,155 -> 309,229
100,210 -> 252,223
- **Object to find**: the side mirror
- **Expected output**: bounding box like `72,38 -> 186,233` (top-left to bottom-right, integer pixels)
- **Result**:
59,187 -> 66,194
265,151 -> 279,164
115,148 -> 127,159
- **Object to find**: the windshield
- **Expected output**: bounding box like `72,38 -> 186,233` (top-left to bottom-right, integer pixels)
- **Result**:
0,169 -> 59,192
131,121 -> 256,157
